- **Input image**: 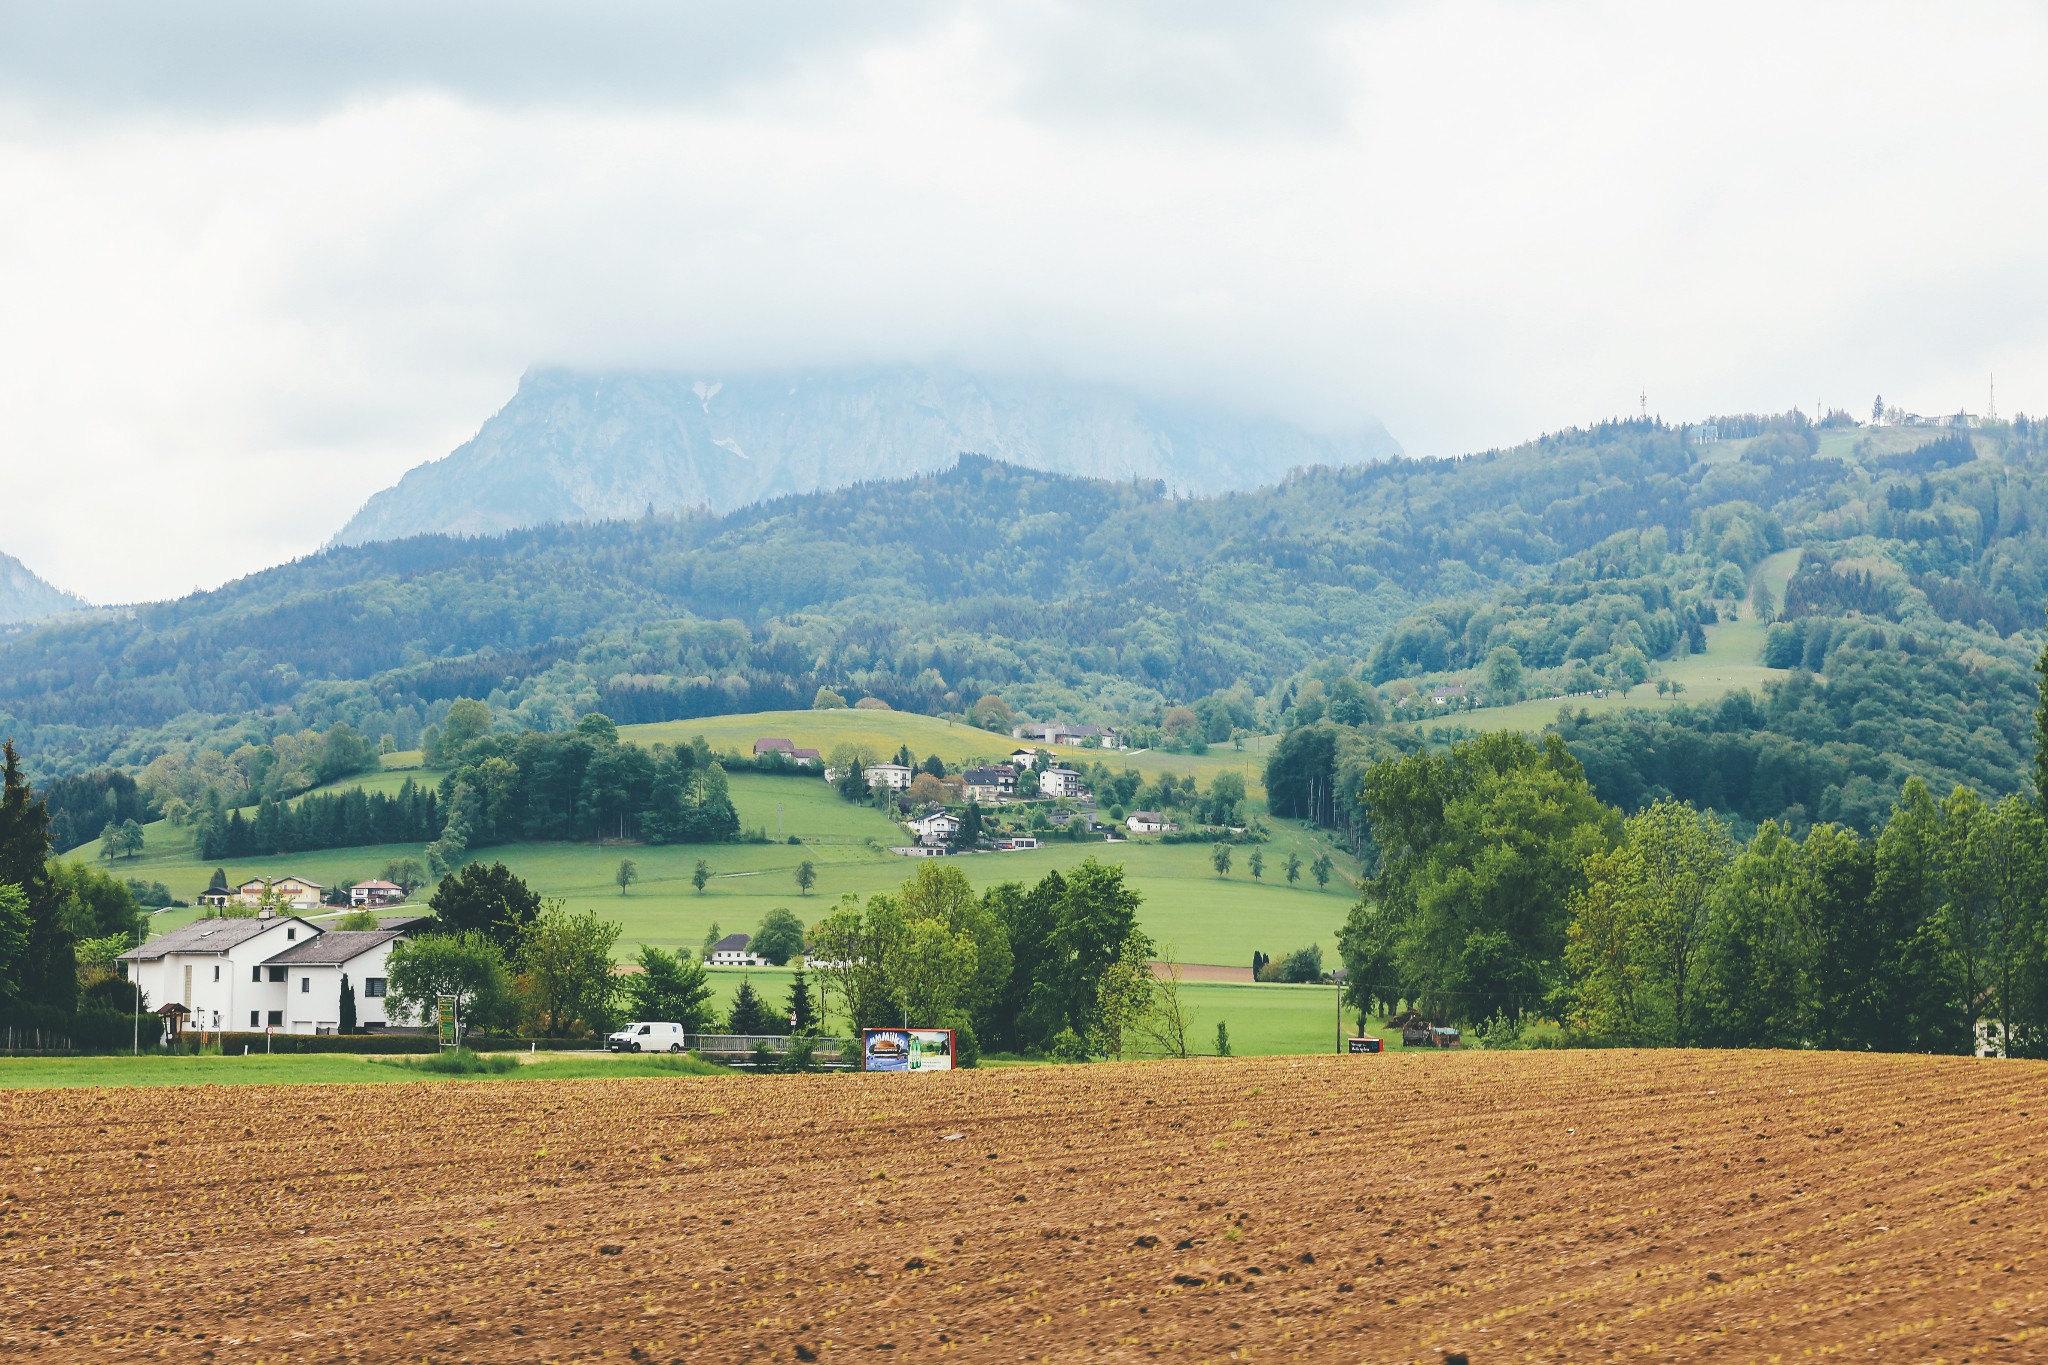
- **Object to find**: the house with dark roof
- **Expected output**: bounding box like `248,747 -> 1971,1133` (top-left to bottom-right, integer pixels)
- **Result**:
708,932 -> 764,967
962,764 -> 1018,804
117,911 -> 414,1036
265,929 -> 407,1032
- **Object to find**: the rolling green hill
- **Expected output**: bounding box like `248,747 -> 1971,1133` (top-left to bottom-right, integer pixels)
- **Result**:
80,764 -> 1355,970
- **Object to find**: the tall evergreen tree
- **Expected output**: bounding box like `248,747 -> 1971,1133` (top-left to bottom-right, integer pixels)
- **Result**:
0,740 -> 72,1013
786,967 -> 818,1034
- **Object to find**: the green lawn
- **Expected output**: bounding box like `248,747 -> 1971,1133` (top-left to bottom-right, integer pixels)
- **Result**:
623,709 -> 1274,794
85,754 -> 1357,968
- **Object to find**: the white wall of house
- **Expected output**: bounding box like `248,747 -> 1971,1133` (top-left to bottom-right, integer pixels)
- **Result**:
864,763 -> 913,791
1042,768 -> 1085,798
283,943 -> 401,1034
126,917 -> 315,1033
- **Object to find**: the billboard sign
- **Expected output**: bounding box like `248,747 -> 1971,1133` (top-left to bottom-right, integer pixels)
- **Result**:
863,1027 -> 956,1072
1347,1035 -> 1384,1054
436,995 -> 460,1048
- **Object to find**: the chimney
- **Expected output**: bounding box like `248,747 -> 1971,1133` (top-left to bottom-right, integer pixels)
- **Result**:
258,907 -> 274,920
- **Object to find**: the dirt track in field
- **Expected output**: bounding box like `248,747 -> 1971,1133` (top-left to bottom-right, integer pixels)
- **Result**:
5,1050 -> 2048,1362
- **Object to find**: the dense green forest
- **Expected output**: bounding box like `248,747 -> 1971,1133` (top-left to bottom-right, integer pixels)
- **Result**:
5,412 -> 2048,850
1336,728 -> 2048,1058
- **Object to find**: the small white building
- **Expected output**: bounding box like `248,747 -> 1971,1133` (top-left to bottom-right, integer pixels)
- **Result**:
1009,748 -> 1042,769
708,932 -> 765,967
1127,811 -> 1172,834
911,810 -> 962,847
863,762 -> 914,792
1041,767 -> 1086,799
348,879 -> 406,907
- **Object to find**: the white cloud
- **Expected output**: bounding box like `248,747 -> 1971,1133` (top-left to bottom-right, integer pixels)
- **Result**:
1,0 -> 2044,600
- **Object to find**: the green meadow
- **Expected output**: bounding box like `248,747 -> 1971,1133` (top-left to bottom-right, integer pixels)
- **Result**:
80,767 -> 1358,971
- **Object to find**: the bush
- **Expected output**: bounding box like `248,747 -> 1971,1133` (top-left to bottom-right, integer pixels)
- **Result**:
943,1012 -> 981,1069
777,1035 -> 821,1073
1256,945 -> 1324,983
1049,1027 -> 1090,1064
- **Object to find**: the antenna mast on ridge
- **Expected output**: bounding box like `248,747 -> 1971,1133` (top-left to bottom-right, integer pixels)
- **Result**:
1988,373 -> 1997,423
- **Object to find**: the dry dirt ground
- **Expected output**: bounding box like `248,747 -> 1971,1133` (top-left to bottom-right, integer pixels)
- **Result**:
5,1050 -> 2048,1362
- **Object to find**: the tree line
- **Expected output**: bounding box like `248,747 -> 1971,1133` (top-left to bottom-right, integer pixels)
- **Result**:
1337,727 -> 2048,1055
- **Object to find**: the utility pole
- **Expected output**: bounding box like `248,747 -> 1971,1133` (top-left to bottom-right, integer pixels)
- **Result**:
132,927 -> 143,1055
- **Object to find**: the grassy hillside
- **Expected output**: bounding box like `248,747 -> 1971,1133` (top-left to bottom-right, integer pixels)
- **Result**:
82,766 -> 1356,969
624,708 -> 1275,793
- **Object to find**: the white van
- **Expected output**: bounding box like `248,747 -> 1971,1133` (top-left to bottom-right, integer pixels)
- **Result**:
608,1021 -> 688,1053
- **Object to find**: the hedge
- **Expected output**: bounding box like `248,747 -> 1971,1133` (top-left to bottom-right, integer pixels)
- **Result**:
172,1032 -> 606,1055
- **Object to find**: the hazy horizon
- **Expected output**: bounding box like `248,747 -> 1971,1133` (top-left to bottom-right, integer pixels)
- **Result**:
4,0 -> 2044,601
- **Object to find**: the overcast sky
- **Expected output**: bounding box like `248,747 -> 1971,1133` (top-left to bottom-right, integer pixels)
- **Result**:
4,1 -> 2046,603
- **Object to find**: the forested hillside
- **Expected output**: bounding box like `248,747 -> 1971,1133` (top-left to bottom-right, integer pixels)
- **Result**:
5,412 -> 2047,848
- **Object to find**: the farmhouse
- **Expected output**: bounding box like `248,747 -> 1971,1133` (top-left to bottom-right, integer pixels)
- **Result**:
115,911 -> 408,1035
348,879 -> 406,907
1041,766 -> 1086,799
754,739 -> 822,766
962,764 -> 1018,804
231,875 -> 325,911
1009,747 -> 1042,768
863,762 -> 914,792
708,932 -> 766,967
1126,811 -> 1172,834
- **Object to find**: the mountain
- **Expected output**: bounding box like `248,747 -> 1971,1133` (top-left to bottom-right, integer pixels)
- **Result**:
8,413 -> 2048,835
0,549 -> 82,624
331,366 -> 1400,546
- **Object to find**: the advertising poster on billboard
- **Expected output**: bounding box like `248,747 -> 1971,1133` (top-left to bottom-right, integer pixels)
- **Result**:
863,1028 -> 956,1072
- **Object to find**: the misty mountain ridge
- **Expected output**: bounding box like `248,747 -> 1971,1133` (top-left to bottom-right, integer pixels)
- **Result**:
331,365 -> 1401,546
0,549 -> 82,625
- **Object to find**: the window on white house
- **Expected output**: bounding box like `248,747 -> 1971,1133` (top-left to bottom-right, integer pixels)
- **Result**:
268,967 -> 286,982
251,966 -> 261,982
267,1010 -> 282,1027
287,928 -> 296,940
249,1010 -> 259,1028
301,976 -> 311,993
364,978 -> 386,997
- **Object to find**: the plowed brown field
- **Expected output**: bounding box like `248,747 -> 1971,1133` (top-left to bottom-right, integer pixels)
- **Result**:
5,1050 -> 2048,1362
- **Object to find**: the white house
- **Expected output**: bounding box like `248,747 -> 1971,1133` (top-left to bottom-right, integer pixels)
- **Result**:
1009,748 -> 1042,769
115,912 -> 320,1034
911,810 -> 962,847
708,932 -> 765,967
1041,767 -> 1086,799
261,929 -> 406,1033
1126,811 -> 1172,834
348,879 -> 406,907
863,762 -> 914,792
